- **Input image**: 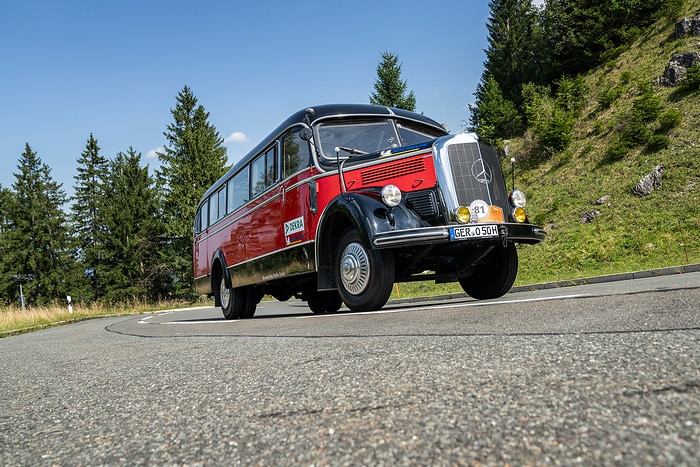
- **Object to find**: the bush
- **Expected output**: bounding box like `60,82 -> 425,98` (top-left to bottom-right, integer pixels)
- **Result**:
605,138 -> 631,163
540,110 -> 573,151
631,88 -> 662,123
658,109 -> 683,132
681,65 -> 700,92
647,134 -> 670,151
598,84 -> 622,110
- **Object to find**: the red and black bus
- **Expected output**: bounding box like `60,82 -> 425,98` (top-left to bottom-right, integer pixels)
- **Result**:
193,104 -> 545,318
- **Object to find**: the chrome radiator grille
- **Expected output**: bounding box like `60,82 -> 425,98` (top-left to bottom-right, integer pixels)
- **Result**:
447,143 -> 493,206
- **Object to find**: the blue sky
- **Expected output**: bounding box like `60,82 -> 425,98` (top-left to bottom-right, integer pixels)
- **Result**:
1,0 -> 500,199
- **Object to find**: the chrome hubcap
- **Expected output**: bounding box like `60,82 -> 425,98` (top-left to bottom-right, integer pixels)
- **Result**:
220,277 -> 231,309
340,242 -> 370,295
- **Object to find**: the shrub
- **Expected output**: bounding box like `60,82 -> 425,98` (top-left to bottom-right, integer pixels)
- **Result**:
605,137 -> 631,162
647,134 -> 670,151
598,84 -> 622,110
681,65 -> 700,92
658,109 -> 683,132
631,87 -> 662,123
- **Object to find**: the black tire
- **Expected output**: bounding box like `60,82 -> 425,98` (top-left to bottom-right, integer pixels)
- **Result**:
334,229 -> 394,312
220,276 -> 256,319
307,290 -> 343,314
459,243 -> 518,300
242,288 -> 261,319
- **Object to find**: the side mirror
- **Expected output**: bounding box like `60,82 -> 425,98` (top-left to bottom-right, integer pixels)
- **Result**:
299,128 -> 313,141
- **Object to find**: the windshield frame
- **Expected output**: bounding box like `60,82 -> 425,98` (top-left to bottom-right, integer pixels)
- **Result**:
314,117 -> 445,163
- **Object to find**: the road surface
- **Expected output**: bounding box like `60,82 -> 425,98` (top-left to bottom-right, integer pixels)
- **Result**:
1,272 -> 698,465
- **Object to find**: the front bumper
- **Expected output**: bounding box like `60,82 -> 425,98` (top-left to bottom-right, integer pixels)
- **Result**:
371,223 -> 546,248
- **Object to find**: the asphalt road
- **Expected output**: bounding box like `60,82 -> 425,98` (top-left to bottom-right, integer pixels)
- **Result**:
1,272 -> 698,465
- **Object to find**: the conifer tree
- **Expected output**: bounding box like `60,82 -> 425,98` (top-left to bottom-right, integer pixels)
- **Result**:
157,86 -> 228,299
4,144 -> 72,305
0,185 -> 18,304
71,133 -> 108,300
482,0 -> 539,107
470,75 -> 524,145
98,148 -> 165,302
369,52 -> 417,111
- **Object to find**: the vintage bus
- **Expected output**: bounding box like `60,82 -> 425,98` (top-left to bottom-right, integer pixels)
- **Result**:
193,104 -> 545,318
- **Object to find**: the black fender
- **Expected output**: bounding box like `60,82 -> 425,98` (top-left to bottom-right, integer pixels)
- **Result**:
210,249 -> 230,307
315,190 -> 427,290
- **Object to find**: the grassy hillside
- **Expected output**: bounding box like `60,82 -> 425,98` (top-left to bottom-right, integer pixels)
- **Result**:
511,0 -> 700,285
391,1 -> 699,299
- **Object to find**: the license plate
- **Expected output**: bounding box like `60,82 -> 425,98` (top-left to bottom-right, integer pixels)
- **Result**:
450,224 -> 499,240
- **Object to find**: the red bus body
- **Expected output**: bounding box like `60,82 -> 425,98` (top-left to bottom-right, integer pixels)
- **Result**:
193,104 -> 545,318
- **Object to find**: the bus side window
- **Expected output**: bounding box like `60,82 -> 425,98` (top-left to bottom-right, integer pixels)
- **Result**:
194,208 -> 201,234
200,200 -> 209,231
209,192 -> 218,225
251,145 -> 278,197
227,179 -> 235,214
231,169 -> 249,211
217,187 -> 226,220
283,129 -> 311,178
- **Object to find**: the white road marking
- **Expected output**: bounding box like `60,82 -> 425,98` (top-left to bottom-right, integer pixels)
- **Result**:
139,295 -> 589,324
296,294 -> 589,318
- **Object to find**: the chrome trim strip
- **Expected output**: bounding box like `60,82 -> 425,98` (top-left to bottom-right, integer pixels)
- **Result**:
229,239 -> 315,270
372,228 -> 450,247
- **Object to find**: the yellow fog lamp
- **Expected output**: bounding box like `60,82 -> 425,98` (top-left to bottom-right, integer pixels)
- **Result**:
513,207 -> 527,223
455,206 -> 471,223
381,184 -> 402,208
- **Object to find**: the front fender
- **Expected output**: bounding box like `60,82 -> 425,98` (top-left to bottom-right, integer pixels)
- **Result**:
315,191 -> 428,290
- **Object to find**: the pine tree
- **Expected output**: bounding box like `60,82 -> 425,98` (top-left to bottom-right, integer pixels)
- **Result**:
482,0 -> 539,107
157,86 -> 228,299
369,52 -> 417,111
470,75 -> 524,145
0,185 -> 18,304
4,144 -> 72,305
71,133 -> 108,300
541,0 -> 676,79
98,148 -> 166,302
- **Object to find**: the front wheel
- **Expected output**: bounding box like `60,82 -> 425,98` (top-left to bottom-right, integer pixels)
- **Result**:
334,229 -> 394,312
459,243 -> 518,300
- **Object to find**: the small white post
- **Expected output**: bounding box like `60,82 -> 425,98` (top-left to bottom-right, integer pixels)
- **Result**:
67,295 -> 73,314
20,285 -> 25,312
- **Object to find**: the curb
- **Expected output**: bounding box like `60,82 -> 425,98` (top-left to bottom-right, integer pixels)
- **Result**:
388,263 -> 700,305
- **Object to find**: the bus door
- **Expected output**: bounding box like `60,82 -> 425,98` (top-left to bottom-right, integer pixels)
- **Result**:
246,145 -> 281,268
279,128 -> 315,275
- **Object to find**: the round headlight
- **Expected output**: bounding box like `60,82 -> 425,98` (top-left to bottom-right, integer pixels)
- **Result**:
509,190 -> 527,208
381,184 -> 402,208
455,206 -> 471,223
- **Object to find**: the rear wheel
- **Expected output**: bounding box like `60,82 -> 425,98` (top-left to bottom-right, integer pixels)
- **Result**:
459,243 -> 518,300
220,276 -> 257,319
306,290 -> 343,314
334,229 -> 394,312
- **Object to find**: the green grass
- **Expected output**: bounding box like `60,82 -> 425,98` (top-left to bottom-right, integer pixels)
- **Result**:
503,1 -> 700,285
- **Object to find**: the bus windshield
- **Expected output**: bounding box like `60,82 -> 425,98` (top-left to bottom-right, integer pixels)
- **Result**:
316,119 -> 443,161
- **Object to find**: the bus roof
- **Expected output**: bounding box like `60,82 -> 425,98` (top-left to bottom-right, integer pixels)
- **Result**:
199,104 -> 447,204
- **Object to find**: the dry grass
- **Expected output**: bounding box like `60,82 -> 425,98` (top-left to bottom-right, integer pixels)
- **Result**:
0,300 -> 197,337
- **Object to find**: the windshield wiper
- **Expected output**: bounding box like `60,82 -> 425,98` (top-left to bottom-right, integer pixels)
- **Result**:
335,146 -> 368,156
